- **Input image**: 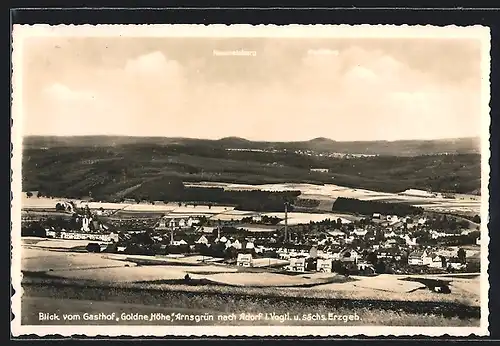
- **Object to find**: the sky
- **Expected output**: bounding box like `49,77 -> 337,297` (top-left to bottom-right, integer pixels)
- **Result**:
20,36 -> 484,141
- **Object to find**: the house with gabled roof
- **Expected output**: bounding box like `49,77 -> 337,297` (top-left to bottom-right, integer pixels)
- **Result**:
408,249 -> 432,266
339,247 -> 359,263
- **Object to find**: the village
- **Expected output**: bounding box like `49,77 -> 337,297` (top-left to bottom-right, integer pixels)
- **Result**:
21,198 -> 481,277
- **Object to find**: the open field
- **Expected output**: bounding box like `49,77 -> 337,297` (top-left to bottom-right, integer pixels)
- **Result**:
22,250 -> 138,272
20,244 -> 480,305
185,182 -> 481,215
18,242 -> 481,326
20,275 -> 480,326
21,179 -> 481,221
21,291 -> 478,327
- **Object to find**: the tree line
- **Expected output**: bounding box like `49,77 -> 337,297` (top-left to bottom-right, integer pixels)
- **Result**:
332,197 -> 424,216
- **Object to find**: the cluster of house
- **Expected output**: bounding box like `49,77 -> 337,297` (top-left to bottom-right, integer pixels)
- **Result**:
36,205 -> 479,274
155,216 -> 199,230
234,245 -> 374,273
407,249 -> 468,270
44,215 -> 119,242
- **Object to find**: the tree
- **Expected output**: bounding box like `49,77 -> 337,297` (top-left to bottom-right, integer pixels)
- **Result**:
441,256 -> 447,268
224,246 -> 238,260
367,252 -> 378,266
86,243 -> 101,253
375,260 -> 386,274
458,248 -> 467,264
472,215 -> 481,224
26,191 -> 33,198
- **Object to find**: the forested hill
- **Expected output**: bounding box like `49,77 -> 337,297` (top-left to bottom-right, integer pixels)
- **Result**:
22,135 -> 481,201
23,135 -> 480,157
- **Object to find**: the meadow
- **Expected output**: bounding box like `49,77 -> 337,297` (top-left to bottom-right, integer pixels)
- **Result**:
18,241 -> 482,327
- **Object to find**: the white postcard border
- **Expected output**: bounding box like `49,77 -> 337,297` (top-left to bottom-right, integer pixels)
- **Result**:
11,24 -> 491,337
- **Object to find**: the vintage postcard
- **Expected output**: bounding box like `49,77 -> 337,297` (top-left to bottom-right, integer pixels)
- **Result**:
11,24 -> 491,337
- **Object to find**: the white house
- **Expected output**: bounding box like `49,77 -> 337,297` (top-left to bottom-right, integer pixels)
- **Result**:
231,239 -> 242,250
448,261 -> 466,270
287,257 -> 306,272
386,215 -> 399,223
429,255 -> 444,268
195,235 -> 209,244
385,231 -> 397,239
372,213 -> 381,219
405,235 -> 418,247
328,230 -> 346,238
252,214 -> 262,222
245,241 -> 255,250
81,216 -> 92,232
236,253 -> 253,267
172,239 -> 188,246
316,258 -> 332,272
400,189 -> 435,198
353,229 -> 368,237
187,217 -> 198,227
408,249 -> 432,266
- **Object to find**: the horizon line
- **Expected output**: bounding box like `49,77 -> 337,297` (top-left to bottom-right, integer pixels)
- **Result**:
22,134 -> 481,144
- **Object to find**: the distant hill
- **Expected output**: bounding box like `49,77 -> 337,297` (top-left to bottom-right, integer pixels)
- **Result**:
23,135 -> 481,156
217,137 -> 252,146
21,135 -> 481,200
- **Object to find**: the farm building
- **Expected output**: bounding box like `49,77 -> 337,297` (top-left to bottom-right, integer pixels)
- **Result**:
408,249 -> 432,266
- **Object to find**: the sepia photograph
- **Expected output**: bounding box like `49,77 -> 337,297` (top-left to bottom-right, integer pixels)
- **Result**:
11,24 -> 490,337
